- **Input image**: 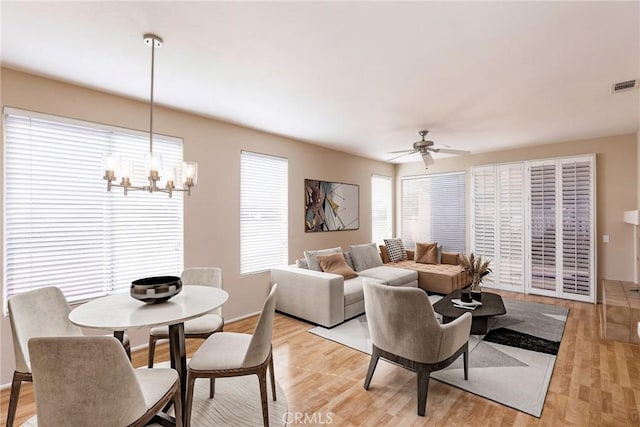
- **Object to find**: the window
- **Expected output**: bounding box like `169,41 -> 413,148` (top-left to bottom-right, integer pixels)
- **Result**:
401,172 -> 466,252
3,108 -> 184,308
371,175 -> 392,245
240,151 -> 288,274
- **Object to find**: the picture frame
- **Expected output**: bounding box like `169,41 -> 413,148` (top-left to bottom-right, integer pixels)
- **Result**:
305,179 -> 359,232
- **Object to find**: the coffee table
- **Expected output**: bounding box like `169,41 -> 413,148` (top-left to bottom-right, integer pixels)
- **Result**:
433,289 -> 506,334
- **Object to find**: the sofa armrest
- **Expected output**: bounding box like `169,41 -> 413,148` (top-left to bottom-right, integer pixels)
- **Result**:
270,266 -> 345,327
441,252 -> 460,265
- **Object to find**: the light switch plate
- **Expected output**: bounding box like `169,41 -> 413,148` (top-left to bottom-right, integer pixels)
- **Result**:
603,235 -> 610,243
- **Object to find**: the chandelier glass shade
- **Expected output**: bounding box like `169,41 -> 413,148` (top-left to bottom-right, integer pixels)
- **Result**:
103,34 -> 197,197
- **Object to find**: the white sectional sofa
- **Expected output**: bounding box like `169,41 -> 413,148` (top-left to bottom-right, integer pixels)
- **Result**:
270,243 -> 418,327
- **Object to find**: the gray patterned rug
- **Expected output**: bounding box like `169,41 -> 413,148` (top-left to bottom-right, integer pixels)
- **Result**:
309,297 -> 568,417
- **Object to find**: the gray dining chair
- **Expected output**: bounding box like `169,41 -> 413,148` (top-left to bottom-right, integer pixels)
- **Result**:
185,284 -> 278,427
362,280 -> 471,416
27,336 -> 182,427
148,267 -> 224,368
6,286 -> 131,427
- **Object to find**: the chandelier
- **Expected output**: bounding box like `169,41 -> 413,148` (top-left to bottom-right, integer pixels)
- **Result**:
103,34 -> 197,197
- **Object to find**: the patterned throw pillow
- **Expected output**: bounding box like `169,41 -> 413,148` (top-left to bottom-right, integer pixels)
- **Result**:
384,238 -> 408,262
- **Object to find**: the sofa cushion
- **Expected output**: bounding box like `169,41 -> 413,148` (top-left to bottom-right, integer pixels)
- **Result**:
304,247 -> 342,271
441,251 -> 460,265
317,253 -> 358,279
360,266 -> 418,287
415,242 -> 439,264
393,260 -> 470,294
296,258 -> 309,269
343,251 -> 355,270
384,238 -> 408,262
343,277 -> 367,306
349,243 -> 383,272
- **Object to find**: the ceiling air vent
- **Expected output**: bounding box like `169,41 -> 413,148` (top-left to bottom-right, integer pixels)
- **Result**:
611,79 -> 638,94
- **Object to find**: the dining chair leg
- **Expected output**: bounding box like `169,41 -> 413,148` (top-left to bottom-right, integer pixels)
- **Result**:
258,369 -> 270,427
364,346 -> 380,390
269,353 -> 276,401
173,382 -> 183,427
463,346 -> 469,380
185,373 -> 196,427
209,377 -> 215,398
416,367 -> 430,416
148,335 -> 157,368
6,371 -> 27,427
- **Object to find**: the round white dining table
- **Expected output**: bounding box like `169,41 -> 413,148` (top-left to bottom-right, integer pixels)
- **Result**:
69,285 -> 228,417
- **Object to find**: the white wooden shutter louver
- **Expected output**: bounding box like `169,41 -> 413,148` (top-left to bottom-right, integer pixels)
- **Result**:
472,166 -> 496,286
561,160 -> 592,296
240,151 -> 288,275
4,110 -> 184,306
371,175 -> 392,246
529,163 -> 557,291
401,172 -> 465,253
498,163 -> 525,289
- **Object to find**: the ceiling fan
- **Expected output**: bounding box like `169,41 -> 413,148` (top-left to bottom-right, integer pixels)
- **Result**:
388,130 -> 470,168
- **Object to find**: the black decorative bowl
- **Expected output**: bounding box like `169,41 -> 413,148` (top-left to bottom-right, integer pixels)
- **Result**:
131,276 -> 182,304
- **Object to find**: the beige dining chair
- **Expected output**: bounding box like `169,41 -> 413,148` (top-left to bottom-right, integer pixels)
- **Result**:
27,336 -> 182,427
362,280 -> 472,416
6,286 -> 131,427
148,267 -> 224,368
185,284 -> 278,427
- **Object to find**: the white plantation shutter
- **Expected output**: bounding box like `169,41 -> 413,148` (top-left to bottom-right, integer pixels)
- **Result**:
471,166 -> 497,286
497,163 -> 525,289
371,175 -> 392,246
528,161 -> 557,292
560,158 -> 594,299
401,172 -> 465,252
3,109 -> 184,307
240,151 -> 288,274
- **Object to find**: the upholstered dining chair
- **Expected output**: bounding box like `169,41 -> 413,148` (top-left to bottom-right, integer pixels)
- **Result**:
362,280 -> 472,416
6,286 -> 131,427
148,267 -> 224,368
185,284 -> 278,427
27,336 -> 182,427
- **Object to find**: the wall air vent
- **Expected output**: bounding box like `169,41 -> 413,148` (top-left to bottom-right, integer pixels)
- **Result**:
611,79 -> 638,94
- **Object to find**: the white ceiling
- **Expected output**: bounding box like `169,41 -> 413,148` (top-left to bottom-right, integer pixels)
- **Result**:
2,1 -> 639,163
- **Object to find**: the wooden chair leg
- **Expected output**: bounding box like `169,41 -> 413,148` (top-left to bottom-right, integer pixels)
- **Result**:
209,378 -> 215,398
463,347 -> 469,380
257,370 -> 270,427
173,381 -> 183,427
269,353 -> 277,401
364,346 -> 380,390
185,373 -> 197,427
6,372 -> 24,427
147,335 -> 157,368
417,368 -> 430,416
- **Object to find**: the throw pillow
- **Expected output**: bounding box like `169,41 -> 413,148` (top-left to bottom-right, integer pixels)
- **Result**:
317,253 -> 358,280
384,238 -> 408,262
349,243 -> 383,272
415,242 -> 439,264
304,247 -> 343,271
296,258 -> 309,269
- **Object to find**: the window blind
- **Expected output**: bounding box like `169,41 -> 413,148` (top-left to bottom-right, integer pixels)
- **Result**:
529,162 -> 557,291
3,109 -> 184,308
497,163 -> 525,289
401,172 -> 465,252
471,166 -> 497,286
371,175 -> 392,246
240,151 -> 288,274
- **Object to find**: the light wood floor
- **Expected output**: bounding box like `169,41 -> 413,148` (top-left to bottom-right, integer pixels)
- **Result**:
2,290 -> 640,426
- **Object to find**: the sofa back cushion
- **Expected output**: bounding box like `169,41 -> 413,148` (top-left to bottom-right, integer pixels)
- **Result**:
304,247 -> 343,271
349,243 -> 383,272
296,258 -> 309,269
441,252 -> 461,265
317,253 -> 358,279
415,242 -> 439,264
383,238 -> 408,262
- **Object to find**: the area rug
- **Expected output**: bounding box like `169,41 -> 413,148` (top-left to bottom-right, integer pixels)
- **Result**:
309,297 -> 568,417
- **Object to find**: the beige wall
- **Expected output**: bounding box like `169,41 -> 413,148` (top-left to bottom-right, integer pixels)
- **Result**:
396,134 -> 638,300
0,68 -> 394,385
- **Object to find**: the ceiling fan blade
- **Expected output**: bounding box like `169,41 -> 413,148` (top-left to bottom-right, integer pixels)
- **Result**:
388,149 -> 418,154
387,150 -> 418,161
422,152 -> 435,166
432,148 -> 471,155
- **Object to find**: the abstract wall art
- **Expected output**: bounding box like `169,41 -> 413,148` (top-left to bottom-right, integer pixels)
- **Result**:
305,179 -> 359,232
